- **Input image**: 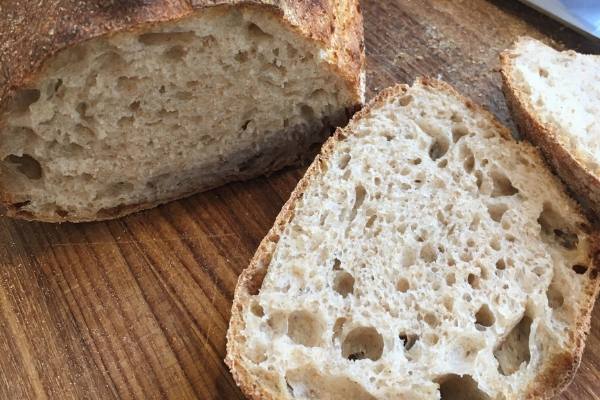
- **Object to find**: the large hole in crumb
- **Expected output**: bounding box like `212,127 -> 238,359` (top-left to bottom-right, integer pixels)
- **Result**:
475,304 -> 495,329
300,104 -> 315,120
338,153 -> 351,169
138,31 -> 196,45
45,78 -> 63,100
496,259 -> 506,270
117,76 -> 142,93
76,101 -> 94,122
6,88 -> 41,113
451,112 -> 463,123
437,374 -> 490,400
267,312 -> 287,335
487,203 -> 508,223
429,137 -> 449,161
424,313 -> 439,327
287,311 -> 324,347
164,45 -> 187,60
554,230 -> 579,250
250,300 -> 264,317
399,333 -> 418,351
399,95 -> 413,106
468,273 -> 480,289
332,258 -> 342,271
349,185 -> 367,222
537,202 -> 579,250
55,208 -> 69,218
129,101 -> 141,112
475,170 -> 483,190
452,124 -> 469,143
494,315 -> 532,375
490,170 -> 518,197
396,277 -> 410,293
547,281 -> 564,309
572,264 -> 588,275
418,120 -> 450,161
118,116 -> 134,128
420,243 -> 437,263
247,22 -> 272,41
333,270 -> 355,297
342,327 -> 384,361
234,50 -> 250,63
459,145 -> 475,174
3,154 -> 42,180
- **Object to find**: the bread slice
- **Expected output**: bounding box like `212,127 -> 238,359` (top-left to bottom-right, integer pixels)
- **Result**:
226,78 -> 600,400
0,1 -> 364,222
501,37 -> 600,220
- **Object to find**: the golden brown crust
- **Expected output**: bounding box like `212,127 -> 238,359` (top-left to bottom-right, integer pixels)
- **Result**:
0,0 -> 364,222
500,39 -> 600,224
225,78 -> 600,400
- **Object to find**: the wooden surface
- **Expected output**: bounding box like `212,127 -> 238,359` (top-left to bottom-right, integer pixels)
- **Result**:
1,1 -> 600,399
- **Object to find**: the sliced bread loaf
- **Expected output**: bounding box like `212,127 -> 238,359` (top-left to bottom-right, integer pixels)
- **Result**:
501,37 -> 600,220
226,78 -> 600,400
0,0 -> 364,222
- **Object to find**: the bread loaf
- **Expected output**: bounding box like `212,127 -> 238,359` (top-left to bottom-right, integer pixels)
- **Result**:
501,37 -> 600,220
226,78 -> 600,400
0,0 -> 364,222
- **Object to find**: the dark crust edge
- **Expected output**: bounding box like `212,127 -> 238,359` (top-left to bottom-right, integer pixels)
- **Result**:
225,77 -> 600,400
0,0 -> 365,222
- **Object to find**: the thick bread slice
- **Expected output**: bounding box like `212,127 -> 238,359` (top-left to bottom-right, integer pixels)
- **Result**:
0,0 -> 364,222
501,37 -> 600,220
226,78 -> 600,400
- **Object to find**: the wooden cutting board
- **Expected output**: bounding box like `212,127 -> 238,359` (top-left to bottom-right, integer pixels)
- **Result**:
1,1 -> 599,399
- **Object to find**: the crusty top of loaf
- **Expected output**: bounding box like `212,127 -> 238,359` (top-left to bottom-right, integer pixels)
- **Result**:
0,0 -> 364,109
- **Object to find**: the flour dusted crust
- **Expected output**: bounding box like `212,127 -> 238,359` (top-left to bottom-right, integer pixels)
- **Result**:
226,78 -> 600,400
0,0 -> 364,221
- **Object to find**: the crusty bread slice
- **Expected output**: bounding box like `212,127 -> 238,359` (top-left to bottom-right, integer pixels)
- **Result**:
501,37 -> 600,220
226,78 -> 600,400
0,1 -> 364,222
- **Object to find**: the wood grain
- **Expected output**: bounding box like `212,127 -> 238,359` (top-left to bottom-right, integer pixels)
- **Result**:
1,1 -> 599,398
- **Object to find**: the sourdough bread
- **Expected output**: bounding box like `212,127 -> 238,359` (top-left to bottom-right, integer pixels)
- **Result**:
226,78 -> 600,400
0,0 -> 364,222
501,37 -> 600,220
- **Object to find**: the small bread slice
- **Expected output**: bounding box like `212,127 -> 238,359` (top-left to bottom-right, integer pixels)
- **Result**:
226,78 -> 600,400
501,37 -> 600,219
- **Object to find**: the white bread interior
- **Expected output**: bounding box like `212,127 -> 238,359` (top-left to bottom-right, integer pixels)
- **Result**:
0,6 -> 357,221
226,79 -> 599,400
